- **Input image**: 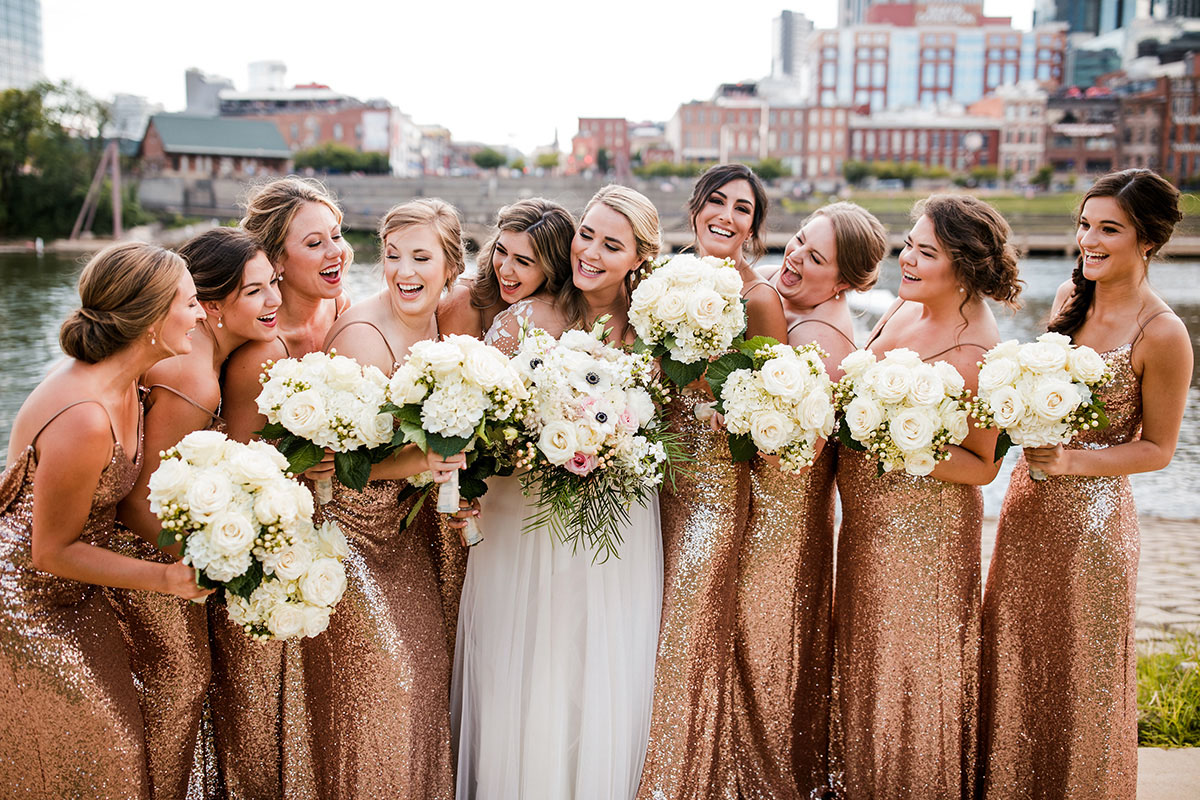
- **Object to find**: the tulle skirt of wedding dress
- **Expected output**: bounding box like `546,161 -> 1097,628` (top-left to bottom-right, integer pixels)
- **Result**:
452,475 -> 663,800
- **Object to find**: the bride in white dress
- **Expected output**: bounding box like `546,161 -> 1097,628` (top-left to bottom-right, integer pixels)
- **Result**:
453,186 -> 665,800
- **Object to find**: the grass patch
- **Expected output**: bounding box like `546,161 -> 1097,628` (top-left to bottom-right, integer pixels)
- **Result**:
1138,632 -> 1200,747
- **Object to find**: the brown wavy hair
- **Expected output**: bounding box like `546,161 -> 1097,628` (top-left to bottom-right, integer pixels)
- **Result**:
471,198 -> 575,309
687,163 -> 769,264
913,194 -> 1023,310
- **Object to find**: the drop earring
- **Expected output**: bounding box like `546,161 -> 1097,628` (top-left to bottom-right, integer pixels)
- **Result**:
150,331 -> 157,345
217,315 -> 223,329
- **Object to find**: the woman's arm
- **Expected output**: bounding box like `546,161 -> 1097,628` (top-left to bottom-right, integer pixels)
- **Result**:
31,405 -> 210,599
744,283 -> 788,342
931,345 -> 1003,486
222,339 -> 286,443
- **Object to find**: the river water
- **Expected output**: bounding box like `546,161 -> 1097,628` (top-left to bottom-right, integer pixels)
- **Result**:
2,250 -> 1197,519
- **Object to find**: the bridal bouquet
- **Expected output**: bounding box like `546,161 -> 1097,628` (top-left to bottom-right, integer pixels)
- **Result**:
705,338 -> 835,472
971,332 -> 1112,480
256,351 -> 394,503
510,325 -> 681,560
628,253 -> 747,386
384,335 -> 529,544
149,430 -> 348,641
834,348 -> 972,477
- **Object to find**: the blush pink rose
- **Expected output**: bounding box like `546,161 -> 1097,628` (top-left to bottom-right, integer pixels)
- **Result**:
565,452 -> 598,476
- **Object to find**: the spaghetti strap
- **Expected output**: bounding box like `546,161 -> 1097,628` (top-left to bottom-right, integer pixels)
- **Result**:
788,317 -> 856,348
922,342 -> 988,363
329,319 -> 399,366
276,336 -> 292,358
740,278 -> 779,300
27,400 -> 121,467
866,300 -> 905,348
1130,309 -> 1176,349
145,384 -> 223,425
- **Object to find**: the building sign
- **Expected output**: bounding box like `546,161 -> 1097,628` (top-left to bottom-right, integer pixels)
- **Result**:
915,3 -> 981,26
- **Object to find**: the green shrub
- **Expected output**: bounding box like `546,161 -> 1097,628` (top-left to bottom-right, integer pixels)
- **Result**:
1138,632 -> 1200,747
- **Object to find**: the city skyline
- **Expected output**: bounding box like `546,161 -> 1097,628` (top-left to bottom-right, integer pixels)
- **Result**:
42,0 -> 1033,152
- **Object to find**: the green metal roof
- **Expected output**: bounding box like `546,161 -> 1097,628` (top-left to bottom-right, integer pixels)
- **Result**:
146,114 -> 291,159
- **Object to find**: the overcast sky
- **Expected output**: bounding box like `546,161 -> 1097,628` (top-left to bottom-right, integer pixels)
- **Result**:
42,0 -> 1033,152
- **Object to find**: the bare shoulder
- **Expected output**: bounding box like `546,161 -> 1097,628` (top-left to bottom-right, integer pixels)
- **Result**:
325,314 -> 395,371
438,282 -> 483,337
1138,307 -> 1192,363
144,353 -> 220,411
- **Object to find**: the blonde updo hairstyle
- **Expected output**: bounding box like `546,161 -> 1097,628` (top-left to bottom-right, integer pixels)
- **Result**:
59,242 -> 187,364
913,194 -> 1023,310
378,198 -> 466,290
804,201 -> 888,292
240,176 -> 352,270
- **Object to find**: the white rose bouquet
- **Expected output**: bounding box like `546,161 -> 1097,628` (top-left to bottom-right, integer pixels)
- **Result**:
704,339 -> 835,472
628,253 -> 748,386
970,332 -> 1112,480
255,351 -> 394,503
509,324 -> 684,560
833,348 -> 972,477
148,430 -> 348,641
383,334 -> 529,545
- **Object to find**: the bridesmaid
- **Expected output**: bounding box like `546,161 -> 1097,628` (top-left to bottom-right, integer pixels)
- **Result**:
434,198 -> 575,655
733,203 -> 887,797
215,176 -> 352,799
832,195 -> 1020,798
108,228 -> 281,800
304,199 -> 467,798
639,163 -> 787,800
0,243 -> 211,798
979,170 -> 1191,798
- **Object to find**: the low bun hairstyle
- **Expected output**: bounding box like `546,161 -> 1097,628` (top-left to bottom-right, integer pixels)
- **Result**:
59,242 -> 187,363
913,194 -> 1023,309
805,202 -> 887,292
378,198 -> 466,289
688,163 -> 769,264
1049,169 -> 1182,338
471,198 -> 576,310
176,227 -> 265,303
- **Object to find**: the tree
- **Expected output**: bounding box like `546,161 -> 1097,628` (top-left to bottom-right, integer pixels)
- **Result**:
842,160 -> 872,186
1031,164 -> 1054,190
751,157 -> 790,182
510,157 -> 526,172
535,152 -> 560,170
472,148 -> 506,171
596,148 -> 611,175
293,142 -> 389,174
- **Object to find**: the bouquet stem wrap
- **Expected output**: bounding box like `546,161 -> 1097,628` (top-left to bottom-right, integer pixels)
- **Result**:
436,470 -> 461,514
1028,465 -> 1048,482
315,477 -> 333,505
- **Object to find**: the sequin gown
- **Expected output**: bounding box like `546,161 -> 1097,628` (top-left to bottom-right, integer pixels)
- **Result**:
832,448 -> 983,799
105,386 -> 220,800
0,401 -> 149,798
979,337 -> 1152,800
732,442 -> 837,799
637,385 -> 749,800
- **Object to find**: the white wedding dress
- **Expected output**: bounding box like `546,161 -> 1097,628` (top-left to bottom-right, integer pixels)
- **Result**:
452,303 -> 663,800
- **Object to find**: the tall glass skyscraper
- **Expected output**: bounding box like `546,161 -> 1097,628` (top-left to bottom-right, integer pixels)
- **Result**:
0,0 -> 43,90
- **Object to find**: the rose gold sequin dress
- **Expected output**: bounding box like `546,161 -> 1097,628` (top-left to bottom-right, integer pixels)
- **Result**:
105,386 -> 221,800
637,386 -> 749,800
979,338 -> 1151,800
732,443 -> 837,799
302,479 -> 454,799
832,446 -> 983,799
0,401 -> 150,798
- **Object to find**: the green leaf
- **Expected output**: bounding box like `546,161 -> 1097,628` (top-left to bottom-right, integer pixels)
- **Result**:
399,421 -> 427,453
389,404 -> 424,426
427,432 -> 473,457
401,489 -> 429,529
727,432 -> 757,462
837,420 -> 866,452
281,440 -> 325,474
704,351 -> 754,402
195,570 -> 221,592
1092,402 -> 1111,431
459,475 -> 489,500
661,353 -> 708,387
993,429 -> 1014,463
632,338 -> 651,354
334,450 -> 372,491
157,529 -> 177,550
256,421 -> 287,439
223,559 -> 264,600
396,482 -> 423,504
735,335 -> 780,356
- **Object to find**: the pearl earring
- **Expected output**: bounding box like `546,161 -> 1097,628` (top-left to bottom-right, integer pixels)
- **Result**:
150,332 -> 156,345
958,286 -> 965,294
217,316 -> 223,329
835,292 -> 841,300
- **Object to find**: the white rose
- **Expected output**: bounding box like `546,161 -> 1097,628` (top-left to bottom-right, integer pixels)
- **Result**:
904,451 -> 937,476
844,396 -> 883,441
839,349 -> 876,379
760,356 -> 807,400
538,421 -> 578,465
205,510 -> 257,557
186,470 -> 235,519
800,390 -> 834,434
988,385 -> 1027,429
883,348 -> 923,368
685,289 -> 726,330
890,407 -> 936,452
278,389 -> 326,439
750,409 -> 794,453
1066,345 -> 1107,385
1029,379 -> 1081,422
266,540 -> 314,581
978,357 -> 1021,395
931,360 -> 966,396
575,421 -> 606,455
907,365 -> 946,407
326,354 -> 365,391
174,430 -> 231,467
147,458 -> 190,509
253,482 -> 301,525
653,292 -> 688,326
300,557 -> 348,608
300,604 -> 332,638
225,450 -> 282,488
990,339 -> 1021,360
463,345 -> 512,389
387,364 -> 427,405
356,408 -> 393,447
941,401 -> 970,443
874,363 -> 914,405
712,266 -> 744,297
1036,331 -> 1073,349
1018,340 -> 1068,374
267,602 -> 307,640
630,276 -> 668,313
315,522 -> 349,559
420,341 -> 464,378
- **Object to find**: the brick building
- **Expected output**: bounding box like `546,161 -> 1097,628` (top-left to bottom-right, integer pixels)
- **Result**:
570,118 -> 631,176
1044,90 -> 1120,177
139,114 -> 291,178
969,82 -> 1049,179
848,109 -> 1001,171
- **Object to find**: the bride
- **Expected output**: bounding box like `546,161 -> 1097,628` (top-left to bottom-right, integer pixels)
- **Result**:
452,185 -> 665,800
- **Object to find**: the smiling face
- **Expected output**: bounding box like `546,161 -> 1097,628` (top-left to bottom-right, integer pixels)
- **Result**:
383,224 -> 448,319
571,203 -> 640,295
693,178 -> 756,261
776,214 -> 846,306
1077,195 -> 1148,283
279,202 -> 348,299
897,214 -> 958,303
158,270 -> 206,354
210,252 -> 282,342
493,230 -> 545,304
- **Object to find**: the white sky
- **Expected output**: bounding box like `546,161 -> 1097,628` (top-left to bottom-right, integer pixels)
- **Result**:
42,0 -> 1033,153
